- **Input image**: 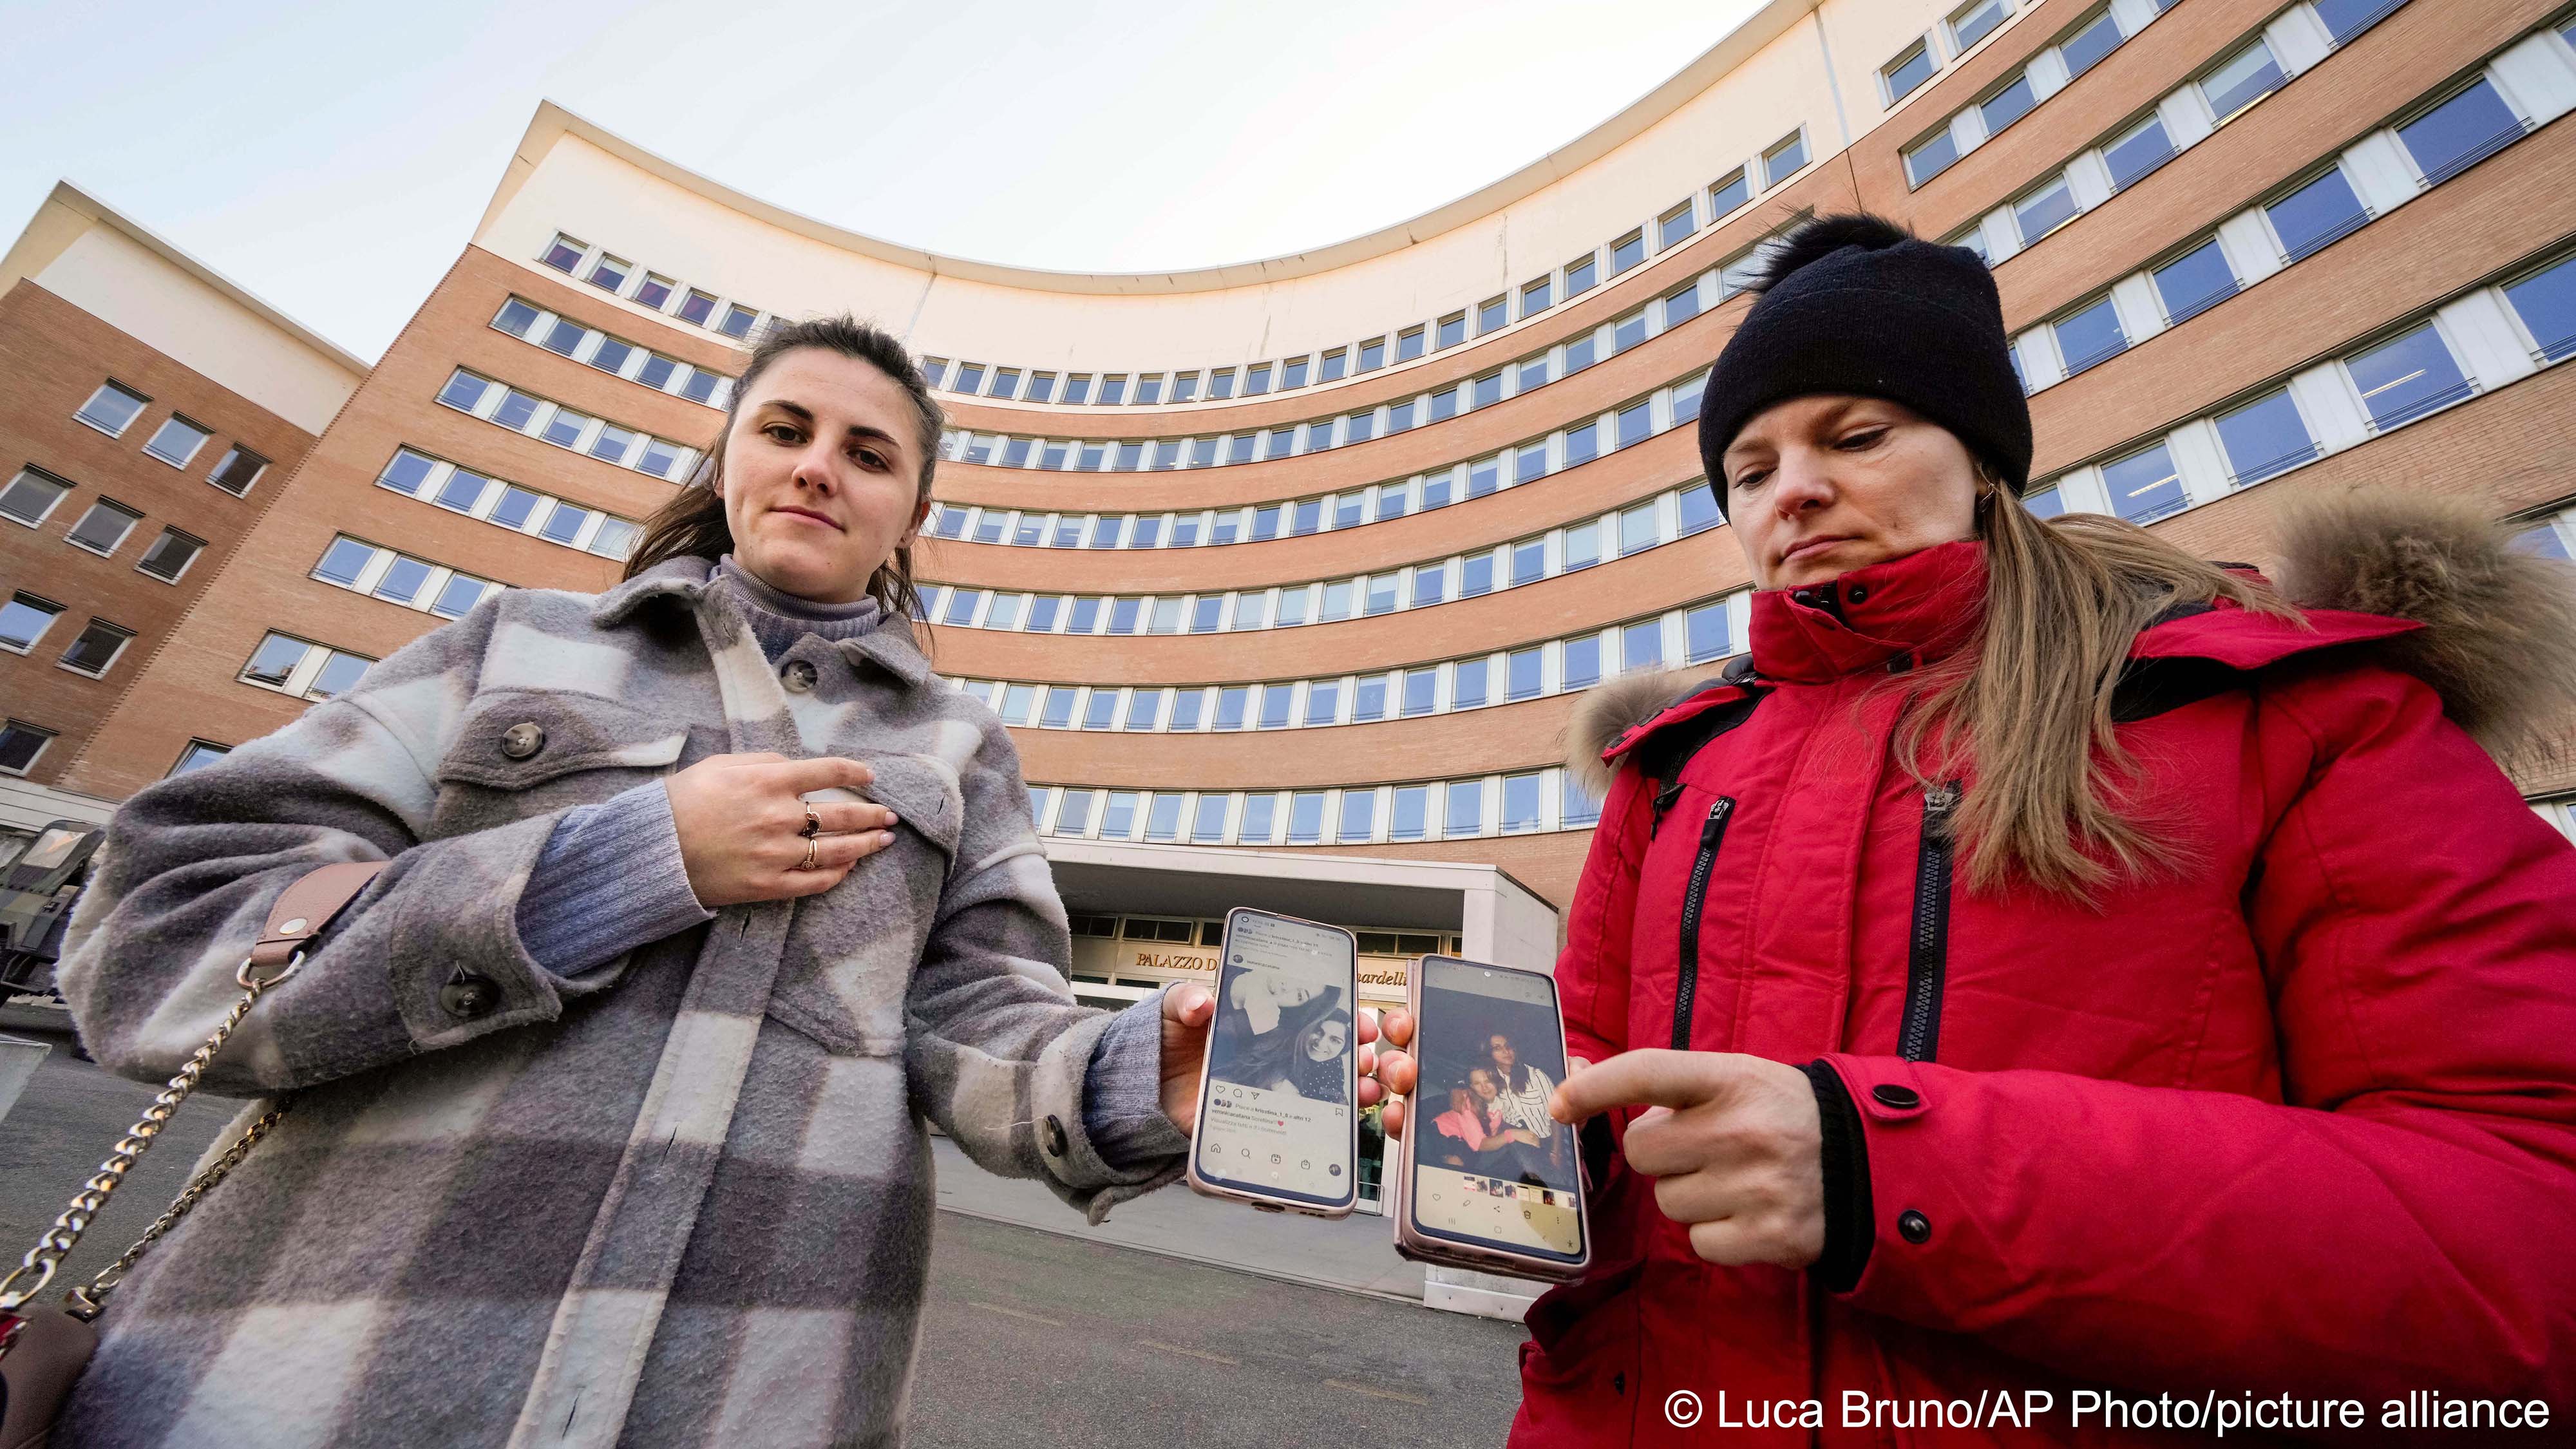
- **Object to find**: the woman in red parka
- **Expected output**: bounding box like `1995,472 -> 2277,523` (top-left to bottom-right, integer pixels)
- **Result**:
1374,213 -> 2576,1445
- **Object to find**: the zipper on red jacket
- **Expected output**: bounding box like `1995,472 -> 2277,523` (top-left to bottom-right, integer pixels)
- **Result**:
1898,781 -> 1958,1062
1671,796 -> 1736,1050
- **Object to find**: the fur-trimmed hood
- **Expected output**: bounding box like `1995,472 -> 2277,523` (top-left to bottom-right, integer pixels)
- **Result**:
1566,486 -> 2576,796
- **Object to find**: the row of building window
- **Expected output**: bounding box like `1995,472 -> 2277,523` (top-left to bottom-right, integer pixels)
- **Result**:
2014,44 -> 2566,395
1,469 -> 207,582
916,480 -> 1722,638
926,368 -> 1715,557
311,536 -> 506,620
0,592 -> 138,680
435,368 -> 701,484
949,594 -> 1739,737
1896,0 -> 2177,181
70,379 -> 270,495
1023,767 -> 1609,849
2022,247 -> 2576,525
490,297 -> 736,408
911,145 -> 1808,410
376,447 -> 643,561
1879,0 -> 2032,107
538,233 -> 767,342
923,222 -> 1796,477
1935,0 -> 2472,264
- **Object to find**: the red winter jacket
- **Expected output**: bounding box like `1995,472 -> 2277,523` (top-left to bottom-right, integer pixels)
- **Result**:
1515,528 -> 2576,1447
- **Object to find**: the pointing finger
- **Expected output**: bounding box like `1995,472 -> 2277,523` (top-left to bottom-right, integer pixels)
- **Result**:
1548,1049 -> 1730,1123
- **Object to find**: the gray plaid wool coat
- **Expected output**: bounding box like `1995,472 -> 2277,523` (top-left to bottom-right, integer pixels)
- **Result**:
53,556 -> 1180,1448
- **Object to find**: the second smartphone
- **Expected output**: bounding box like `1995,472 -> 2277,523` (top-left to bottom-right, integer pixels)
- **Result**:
1184,907 -> 1361,1217
1392,954 -> 1590,1281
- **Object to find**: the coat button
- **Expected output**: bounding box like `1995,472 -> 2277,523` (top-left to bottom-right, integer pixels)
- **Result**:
1871,1083 -> 1922,1110
1043,1114 -> 1068,1157
1791,589 -> 1815,605
781,659 -> 819,693
1898,1209 -> 1932,1244
1846,585 -> 1869,603
440,971 -> 499,1019
500,722 -> 545,760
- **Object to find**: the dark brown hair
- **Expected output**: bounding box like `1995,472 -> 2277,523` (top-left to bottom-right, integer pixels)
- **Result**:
622,314 -> 945,618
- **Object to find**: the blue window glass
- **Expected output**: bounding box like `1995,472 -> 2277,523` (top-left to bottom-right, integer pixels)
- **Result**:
1413,569 -> 1445,607
1191,596 -> 1224,632
1461,554 -> 1494,597
638,355 -> 678,391
942,590 -> 983,625
1191,795 -> 1229,843
2023,486 -> 2067,518
589,338 -> 633,376
542,410 -> 585,448
2312,0 -> 2410,44
1041,688 -> 1077,728
314,538 -> 374,586
1403,669 -> 1437,717
1501,773 -> 1543,832
1083,691 -> 1118,730
1338,791 -> 1376,843
2503,254 -> 2576,361
2060,10 -> 2122,79
1170,690 -> 1204,730
1068,597 -> 1101,632
1511,540 -> 1546,587
437,372 -> 488,411
379,450 -> 435,495
1304,682 -> 1340,726
2102,444 -> 2185,523
1390,786 -> 1429,842
1292,500 -> 1321,535
1952,0 -> 2005,49
1468,462 -> 1499,498
1679,482 -> 1722,535
490,486 -> 540,529
1763,131 -> 1808,186
1053,790 -> 1092,835
1980,75 -> 2036,133
2104,117 -> 2175,192
1101,792 -> 1137,839
1906,130 -> 1960,187
1622,621 -> 1663,672
1508,648 -> 1542,701
1146,796 -> 1182,843
2152,240 -> 2238,325
1564,336 -> 1597,375
2347,325 -> 2470,430
1353,676 -> 1387,721
1238,794 -> 1276,843
310,652 -> 370,699
541,504 -> 591,545
1444,781 -> 1484,837
2267,169 -> 2369,262
1090,516 -> 1124,549
1686,603 -> 1730,663
1613,314 -> 1647,353
1672,376 -> 1707,423
494,299 -> 540,336
2510,523 -> 2571,560
435,468 -> 489,512
1260,685 -> 1294,730
1132,517 -> 1161,547
431,576 -> 489,619
2201,39 -> 2284,122
1664,281 -> 1704,327
1215,687 -> 1249,730
1024,596 -> 1061,632
2054,296 -> 2127,375
540,319 -> 583,356
2398,80 -> 2523,186
1289,793 -> 1325,845
1364,576 -> 1397,616
1561,773 -> 1603,828
1562,636 -> 1601,689
1376,489 -> 1408,522
2014,178 -> 2078,243
1884,41 -> 1937,100
1708,168 -> 1751,216
1564,424 -> 1599,468
2213,390 -> 2316,485
1112,598 -> 1146,634
1516,445 -> 1548,484
374,556 -> 431,604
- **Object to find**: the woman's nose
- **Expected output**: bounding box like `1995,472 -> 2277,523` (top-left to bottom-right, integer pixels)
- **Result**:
791,445 -> 838,493
1769,452 -> 1837,512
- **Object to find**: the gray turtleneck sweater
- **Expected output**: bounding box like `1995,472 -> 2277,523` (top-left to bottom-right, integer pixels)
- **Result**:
514,557 -> 1182,1166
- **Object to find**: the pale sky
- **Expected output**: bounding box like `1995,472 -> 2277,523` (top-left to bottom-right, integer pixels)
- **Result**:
0,0 -> 1768,362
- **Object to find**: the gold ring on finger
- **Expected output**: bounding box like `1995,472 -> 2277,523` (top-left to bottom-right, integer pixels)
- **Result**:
800,802 -> 821,838
797,835 -> 819,871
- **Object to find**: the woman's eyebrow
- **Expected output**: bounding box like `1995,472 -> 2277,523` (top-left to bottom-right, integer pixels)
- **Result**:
759,398 -> 904,456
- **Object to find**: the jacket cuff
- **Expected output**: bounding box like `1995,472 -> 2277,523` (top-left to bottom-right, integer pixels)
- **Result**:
385,810 -> 589,1050
1803,1060 -> 1876,1293
513,781 -> 713,980
1083,992 -> 1190,1167
1029,1008 -> 1188,1222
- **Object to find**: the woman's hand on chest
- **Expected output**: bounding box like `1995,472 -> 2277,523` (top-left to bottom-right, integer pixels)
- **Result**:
666,752 -> 902,907
1551,1049 -> 1826,1270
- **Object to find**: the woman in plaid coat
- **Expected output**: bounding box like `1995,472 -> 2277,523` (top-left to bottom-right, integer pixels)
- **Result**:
53,317 -> 1349,1447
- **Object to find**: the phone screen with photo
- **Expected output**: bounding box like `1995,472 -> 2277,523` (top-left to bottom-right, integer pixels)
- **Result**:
1406,956 -> 1585,1264
1194,910 -> 1358,1208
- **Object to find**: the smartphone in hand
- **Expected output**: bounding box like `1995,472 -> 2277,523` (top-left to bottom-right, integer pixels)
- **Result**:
1392,954 -> 1590,1281
1184,907 -> 1360,1218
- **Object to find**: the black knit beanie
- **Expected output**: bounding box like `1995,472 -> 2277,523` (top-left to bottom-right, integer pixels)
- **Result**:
1696,213 -> 2031,515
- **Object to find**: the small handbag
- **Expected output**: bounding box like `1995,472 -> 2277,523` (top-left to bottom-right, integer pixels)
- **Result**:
0,861 -> 385,1449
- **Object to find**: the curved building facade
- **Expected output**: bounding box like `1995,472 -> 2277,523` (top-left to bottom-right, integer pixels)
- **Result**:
19,0 -> 2576,1050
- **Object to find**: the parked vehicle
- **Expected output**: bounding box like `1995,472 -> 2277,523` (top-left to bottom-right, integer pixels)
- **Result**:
1,820 -> 104,1000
